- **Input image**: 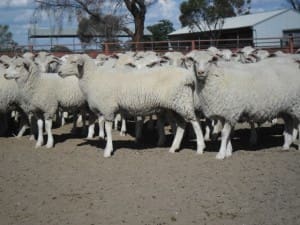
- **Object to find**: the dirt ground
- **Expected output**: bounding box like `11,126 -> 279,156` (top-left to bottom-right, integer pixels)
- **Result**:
0,120 -> 299,225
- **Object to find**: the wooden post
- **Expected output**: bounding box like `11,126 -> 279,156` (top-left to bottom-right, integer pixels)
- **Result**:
191,40 -> 195,51
288,35 -> 294,54
104,43 -> 109,55
29,45 -> 33,52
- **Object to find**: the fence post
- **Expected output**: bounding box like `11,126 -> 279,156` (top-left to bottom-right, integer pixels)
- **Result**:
191,40 -> 195,51
288,36 -> 294,53
104,43 -> 109,55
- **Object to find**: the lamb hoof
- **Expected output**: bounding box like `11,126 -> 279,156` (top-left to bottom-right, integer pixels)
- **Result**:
196,144 -> 205,155
225,152 -> 232,158
196,149 -> 204,155
85,135 -> 94,140
29,135 -> 36,141
35,142 -> 43,148
103,151 -> 112,158
46,143 -> 53,149
282,144 -> 290,150
216,153 -> 225,160
169,148 -> 177,153
120,131 -> 126,136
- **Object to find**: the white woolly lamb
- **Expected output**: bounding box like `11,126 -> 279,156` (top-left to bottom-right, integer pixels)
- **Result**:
193,57 -> 300,159
58,54 -> 205,158
4,57 -> 87,148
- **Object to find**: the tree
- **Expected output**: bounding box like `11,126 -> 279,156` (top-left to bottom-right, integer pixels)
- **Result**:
0,25 -> 17,47
77,14 -> 123,43
179,0 -> 251,40
34,0 -> 159,43
147,19 -> 175,41
286,0 -> 300,11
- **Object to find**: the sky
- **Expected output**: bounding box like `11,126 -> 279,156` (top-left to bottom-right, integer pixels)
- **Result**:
0,0 -> 292,47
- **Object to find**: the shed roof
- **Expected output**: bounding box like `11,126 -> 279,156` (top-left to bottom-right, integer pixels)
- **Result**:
169,9 -> 289,36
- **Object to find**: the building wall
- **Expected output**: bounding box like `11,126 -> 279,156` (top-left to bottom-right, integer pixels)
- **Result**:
253,10 -> 300,47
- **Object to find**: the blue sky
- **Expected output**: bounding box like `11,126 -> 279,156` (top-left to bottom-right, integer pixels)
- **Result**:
0,0 -> 292,46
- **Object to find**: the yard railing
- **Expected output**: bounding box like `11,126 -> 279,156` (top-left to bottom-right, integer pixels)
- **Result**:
1,36 -> 299,57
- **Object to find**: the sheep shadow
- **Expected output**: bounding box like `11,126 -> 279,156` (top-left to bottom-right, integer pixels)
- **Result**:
53,120 -> 295,154
200,123 -> 294,154
76,120 -> 175,153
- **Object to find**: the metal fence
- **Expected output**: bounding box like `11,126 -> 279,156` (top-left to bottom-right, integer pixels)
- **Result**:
0,36 -> 299,58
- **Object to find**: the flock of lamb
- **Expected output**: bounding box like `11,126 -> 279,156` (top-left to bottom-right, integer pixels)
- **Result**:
0,46 -> 299,159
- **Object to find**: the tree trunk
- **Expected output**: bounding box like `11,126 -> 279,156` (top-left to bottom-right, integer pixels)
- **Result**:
133,14 -> 144,42
133,13 -> 145,50
123,0 -> 147,50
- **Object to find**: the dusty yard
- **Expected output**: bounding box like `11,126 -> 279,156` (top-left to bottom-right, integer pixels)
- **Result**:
0,121 -> 299,225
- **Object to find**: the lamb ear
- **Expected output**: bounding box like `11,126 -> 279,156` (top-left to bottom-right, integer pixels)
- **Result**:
146,61 -> 162,68
111,54 -> 119,59
77,58 -> 85,78
23,60 -> 31,72
180,58 -> 188,69
125,62 -> 136,68
269,53 -> 277,57
209,56 -> 219,64
0,59 -> 8,68
77,64 -> 84,78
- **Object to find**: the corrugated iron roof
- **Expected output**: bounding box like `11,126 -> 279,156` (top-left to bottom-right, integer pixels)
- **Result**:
169,9 -> 289,35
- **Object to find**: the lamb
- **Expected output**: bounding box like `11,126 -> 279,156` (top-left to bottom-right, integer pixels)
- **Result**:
251,49 -> 270,61
102,52 -> 165,142
183,49 -> 273,145
0,56 -> 19,135
58,54 -> 205,158
4,56 -> 87,148
207,46 -> 222,56
161,51 -> 185,66
22,52 -> 35,60
0,56 -> 35,138
192,56 -> 300,159
33,51 -> 61,73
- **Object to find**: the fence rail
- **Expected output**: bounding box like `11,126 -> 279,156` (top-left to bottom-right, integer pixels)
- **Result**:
1,36 -> 299,58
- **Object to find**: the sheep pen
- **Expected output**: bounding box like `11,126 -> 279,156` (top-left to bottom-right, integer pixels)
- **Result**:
0,48 -> 300,225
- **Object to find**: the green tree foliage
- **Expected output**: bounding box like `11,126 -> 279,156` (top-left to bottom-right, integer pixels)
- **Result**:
147,20 -> 175,41
179,0 -> 251,39
0,25 -> 17,47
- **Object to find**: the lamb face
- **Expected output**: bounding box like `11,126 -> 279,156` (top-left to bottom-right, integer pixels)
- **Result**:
34,52 -> 60,73
184,51 -> 216,73
58,55 -> 82,78
4,57 -> 32,83
0,58 -> 10,73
